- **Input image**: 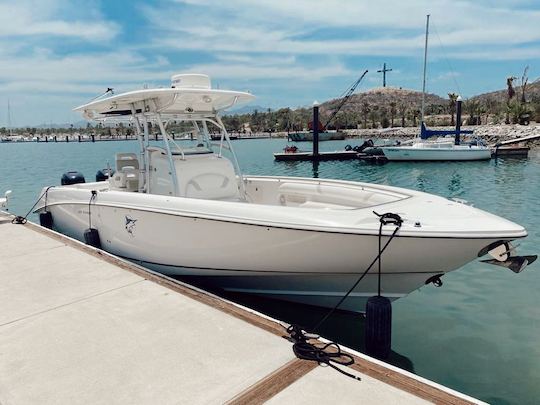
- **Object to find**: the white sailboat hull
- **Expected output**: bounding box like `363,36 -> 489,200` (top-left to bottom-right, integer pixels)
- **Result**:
37,176 -> 525,312
382,145 -> 492,161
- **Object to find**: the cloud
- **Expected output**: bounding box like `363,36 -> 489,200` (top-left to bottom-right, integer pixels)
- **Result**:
0,0 -> 119,41
2,0 -> 540,125
154,0 -> 540,59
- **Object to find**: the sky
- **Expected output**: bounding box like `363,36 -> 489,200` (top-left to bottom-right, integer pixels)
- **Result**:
1,0 -> 539,126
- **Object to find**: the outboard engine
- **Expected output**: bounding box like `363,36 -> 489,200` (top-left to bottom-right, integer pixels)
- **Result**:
61,171 -> 86,185
96,168 -> 115,182
355,139 -> 375,153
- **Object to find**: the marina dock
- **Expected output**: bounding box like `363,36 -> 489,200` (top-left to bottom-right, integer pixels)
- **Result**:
0,213 -> 484,404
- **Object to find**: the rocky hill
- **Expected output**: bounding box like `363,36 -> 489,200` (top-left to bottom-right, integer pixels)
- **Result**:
321,87 -> 448,115
470,81 -> 540,104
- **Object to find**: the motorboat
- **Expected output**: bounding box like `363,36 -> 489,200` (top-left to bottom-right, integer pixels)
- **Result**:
381,16 -> 491,162
33,73 -> 532,312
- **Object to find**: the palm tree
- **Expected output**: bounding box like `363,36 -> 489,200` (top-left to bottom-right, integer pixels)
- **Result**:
389,102 -> 397,127
448,93 -> 458,126
369,106 -> 379,128
398,103 -> 407,127
361,102 -> 370,129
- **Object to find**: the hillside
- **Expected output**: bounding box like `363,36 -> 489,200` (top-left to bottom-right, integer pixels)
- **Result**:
470,81 -> 540,104
321,87 -> 447,115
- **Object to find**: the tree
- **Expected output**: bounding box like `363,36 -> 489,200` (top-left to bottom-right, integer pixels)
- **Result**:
448,93 -> 458,126
398,104 -> 407,127
520,66 -> 529,104
506,76 -> 517,124
389,102 -> 396,127
368,106 -> 379,128
464,99 -> 482,125
361,102 -> 370,129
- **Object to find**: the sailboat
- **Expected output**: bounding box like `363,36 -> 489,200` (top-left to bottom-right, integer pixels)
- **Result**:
1,100 -> 13,143
381,15 -> 491,161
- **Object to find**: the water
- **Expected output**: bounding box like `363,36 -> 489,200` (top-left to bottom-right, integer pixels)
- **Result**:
1,138 -> 539,404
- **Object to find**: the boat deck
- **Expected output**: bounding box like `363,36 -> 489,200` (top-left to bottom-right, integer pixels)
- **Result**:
0,213 -> 484,404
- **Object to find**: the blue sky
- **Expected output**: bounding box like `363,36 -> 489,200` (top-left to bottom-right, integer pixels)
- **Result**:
1,0 -> 539,126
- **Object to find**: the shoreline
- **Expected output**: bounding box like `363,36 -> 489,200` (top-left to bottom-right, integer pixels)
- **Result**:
2,123 -> 539,149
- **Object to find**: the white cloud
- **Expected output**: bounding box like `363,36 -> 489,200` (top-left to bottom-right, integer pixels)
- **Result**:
0,0 -> 119,41
156,0 -> 540,58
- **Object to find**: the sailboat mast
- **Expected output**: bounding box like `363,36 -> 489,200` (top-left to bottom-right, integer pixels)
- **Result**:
420,14 -> 430,126
7,99 -> 14,137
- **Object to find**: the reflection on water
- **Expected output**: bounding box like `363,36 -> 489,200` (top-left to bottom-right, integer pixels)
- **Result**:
1,139 -> 540,404
311,160 -> 319,178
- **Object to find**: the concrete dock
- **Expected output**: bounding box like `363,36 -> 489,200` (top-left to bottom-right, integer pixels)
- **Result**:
0,213 -> 484,404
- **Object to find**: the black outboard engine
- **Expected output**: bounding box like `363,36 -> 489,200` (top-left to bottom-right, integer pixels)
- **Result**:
61,171 -> 86,185
96,168 -> 115,182
353,139 -> 375,153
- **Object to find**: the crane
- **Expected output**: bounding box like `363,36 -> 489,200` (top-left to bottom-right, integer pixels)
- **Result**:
322,70 -> 368,131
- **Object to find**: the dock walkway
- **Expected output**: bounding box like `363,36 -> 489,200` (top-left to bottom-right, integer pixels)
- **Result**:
0,214 -> 484,404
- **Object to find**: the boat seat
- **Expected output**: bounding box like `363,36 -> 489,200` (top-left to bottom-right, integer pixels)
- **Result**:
116,153 -> 139,172
110,166 -> 139,191
278,182 -> 395,208
180,156 -> 240,200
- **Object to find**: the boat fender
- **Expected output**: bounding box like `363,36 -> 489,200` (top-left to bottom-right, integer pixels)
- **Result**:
84,228 -> 102,249
96,168 -> 115,182
365,295 -> 392,359
39,212 -> 53,229
425,274 -> 444,287
61,171 -> 86,186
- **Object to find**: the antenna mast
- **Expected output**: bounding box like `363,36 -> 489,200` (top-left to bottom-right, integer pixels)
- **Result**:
420,14 -> 430,126
7,99 -> 12,136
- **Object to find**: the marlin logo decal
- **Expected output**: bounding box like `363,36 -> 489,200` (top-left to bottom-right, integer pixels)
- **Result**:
125,216 -> 137,236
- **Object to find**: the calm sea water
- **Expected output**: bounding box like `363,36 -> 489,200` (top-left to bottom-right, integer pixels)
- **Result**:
1,138 -> 539,404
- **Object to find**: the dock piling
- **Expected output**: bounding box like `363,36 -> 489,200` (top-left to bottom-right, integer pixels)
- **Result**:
455,96 -> 463,145
312,101 -> 320,157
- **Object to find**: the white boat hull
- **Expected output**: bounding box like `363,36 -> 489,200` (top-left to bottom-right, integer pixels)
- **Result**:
382,145 -> 492,161
39,179 -> 523,312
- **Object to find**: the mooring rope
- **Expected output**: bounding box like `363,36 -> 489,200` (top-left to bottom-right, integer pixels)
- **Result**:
88,190 -> 97,229
11,186 -> 55,225
285,212 -> 403,380
310,212 -> 403,333
285,324 -> 360,381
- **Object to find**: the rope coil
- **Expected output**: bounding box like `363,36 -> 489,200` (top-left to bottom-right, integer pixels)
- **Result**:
286,324 -> 360,381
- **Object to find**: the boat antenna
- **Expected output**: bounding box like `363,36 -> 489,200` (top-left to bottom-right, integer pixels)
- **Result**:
420,14 -> 430,127
87,87 -> 115,103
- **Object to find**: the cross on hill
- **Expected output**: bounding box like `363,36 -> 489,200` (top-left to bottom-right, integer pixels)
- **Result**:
377,63 -> 393,87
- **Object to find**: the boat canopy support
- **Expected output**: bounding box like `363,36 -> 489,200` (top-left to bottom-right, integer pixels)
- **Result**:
119,107 -> 246,199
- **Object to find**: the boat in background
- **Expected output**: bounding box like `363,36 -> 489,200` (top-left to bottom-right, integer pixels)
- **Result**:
288,131 -> 345,142
381,16 -> 491,162
382,122 -> 492,161
34,73 -> 533,313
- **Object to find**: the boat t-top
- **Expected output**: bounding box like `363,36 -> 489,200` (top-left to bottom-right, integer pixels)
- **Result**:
34,73 -> 533,312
